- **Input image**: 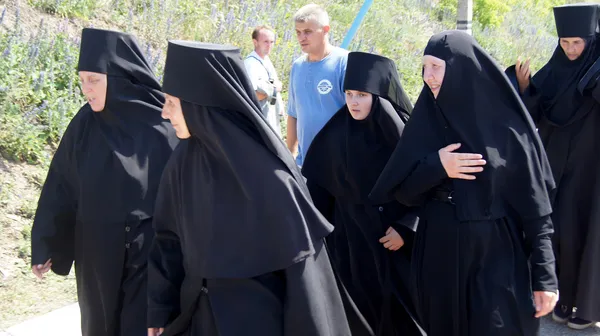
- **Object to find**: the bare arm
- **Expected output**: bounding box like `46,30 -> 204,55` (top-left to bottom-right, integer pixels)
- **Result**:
286,116 -> 298,156
256,91 -> 267,101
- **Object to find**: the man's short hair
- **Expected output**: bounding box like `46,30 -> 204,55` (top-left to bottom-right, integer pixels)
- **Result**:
252,25 -> 275,40
293,4 -> 330,27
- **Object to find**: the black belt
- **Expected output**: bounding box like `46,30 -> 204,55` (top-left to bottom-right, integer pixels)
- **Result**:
431,189 -> 455,205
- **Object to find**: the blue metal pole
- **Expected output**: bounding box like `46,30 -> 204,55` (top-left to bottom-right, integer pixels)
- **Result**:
340,0 -> 374,49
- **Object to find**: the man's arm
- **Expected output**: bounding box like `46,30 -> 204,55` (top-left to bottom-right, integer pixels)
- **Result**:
286,66 -> 299,156
244,57 -> 275,101
256,91 -> 267,100
286,116 -> 298,156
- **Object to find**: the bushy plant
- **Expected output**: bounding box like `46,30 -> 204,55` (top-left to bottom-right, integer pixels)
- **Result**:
0,0 -> 569,164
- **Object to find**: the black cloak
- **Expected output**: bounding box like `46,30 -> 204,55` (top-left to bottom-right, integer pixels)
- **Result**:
30,28 -> 178,336
147,41 -> 356,336
301,51 -> 423,336
519,3 -> 600,322
370,30 -> 557,336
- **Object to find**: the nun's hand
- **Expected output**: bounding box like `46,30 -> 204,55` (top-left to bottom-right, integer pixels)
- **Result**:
32,259 -> 52,279
379,227 -> 404,251
148,328 -> 164,336
516,57 -> 531,94
533,291 -> 558,318
439,143 -> 486,180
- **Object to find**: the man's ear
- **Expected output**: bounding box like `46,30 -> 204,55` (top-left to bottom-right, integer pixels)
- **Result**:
322,25 -> 331,34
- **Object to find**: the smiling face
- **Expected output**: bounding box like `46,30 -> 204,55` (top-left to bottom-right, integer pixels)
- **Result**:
422,55 -> 446,99
560,37 -> 586,61
79,71 -> 107,112
161,94 -> 191,139
345,90 -> 373,120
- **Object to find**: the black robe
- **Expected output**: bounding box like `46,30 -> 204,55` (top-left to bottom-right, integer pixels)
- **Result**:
302,51 -> 422,336
303,97 -> 423,336
30,28 -> 178,336
521,34 -> 600,321
370,31 -> 558,336
147,41 -> 357,336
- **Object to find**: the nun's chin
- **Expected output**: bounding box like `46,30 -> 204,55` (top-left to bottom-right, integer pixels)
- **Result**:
90,104 -> 105,112
175,129 -> 191,139
349,110 -> 370,120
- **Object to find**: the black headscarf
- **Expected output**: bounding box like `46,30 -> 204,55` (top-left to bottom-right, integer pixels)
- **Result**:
32,28 -> 178,272
532,4 -> 600,125
158,41 -> 332,278
302,52 -> 413,204
370,30 -> 555,221
73,28 -> 178,223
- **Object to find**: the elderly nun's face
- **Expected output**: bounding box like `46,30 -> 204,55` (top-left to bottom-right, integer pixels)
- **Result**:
345,90 -> 373,120
162,94 -> 191,139
422,55 -> 446,99
79,71 -> 107,112
560,37 -> 586,61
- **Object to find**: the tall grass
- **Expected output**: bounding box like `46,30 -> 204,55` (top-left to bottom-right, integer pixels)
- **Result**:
0,0 -> 566,163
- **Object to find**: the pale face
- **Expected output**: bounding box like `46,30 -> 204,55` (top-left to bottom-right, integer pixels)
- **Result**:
560,37 -> 586,61
161,94 -> 191,139
345,90 -> 373,120
295,20 -> 329,55
79,71 -> 107,112
253,29 -> 275,58
422,55 -> 446,99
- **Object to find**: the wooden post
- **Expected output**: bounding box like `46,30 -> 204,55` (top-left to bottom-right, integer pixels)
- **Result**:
457,0 -> 473,35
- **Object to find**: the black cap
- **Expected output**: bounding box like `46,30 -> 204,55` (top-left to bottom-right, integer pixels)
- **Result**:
343,52 -> 412,114
162,40 -> 259,111
554,3 -> 599,38
77,28 -> 159,88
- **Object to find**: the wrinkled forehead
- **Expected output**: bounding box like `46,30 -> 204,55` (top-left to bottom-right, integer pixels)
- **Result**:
559,37 -> 586,43
79,71 -> 104,77
422,55 -> 445,65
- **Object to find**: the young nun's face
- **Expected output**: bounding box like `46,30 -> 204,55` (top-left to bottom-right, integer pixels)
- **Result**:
79,71 -> 107,112
422,55 -> 446,99
162,94 -> 191,139
560,37 -> 586,61
345,90 -> 373,120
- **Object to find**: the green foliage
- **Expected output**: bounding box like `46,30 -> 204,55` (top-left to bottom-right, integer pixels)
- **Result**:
437,0 -> 517,29
0,0 -> 575,163
0,15 -> 84,163
28,0 -> 104,19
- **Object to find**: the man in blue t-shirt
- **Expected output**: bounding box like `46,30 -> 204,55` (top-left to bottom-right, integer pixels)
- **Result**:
286,3 -> 348,166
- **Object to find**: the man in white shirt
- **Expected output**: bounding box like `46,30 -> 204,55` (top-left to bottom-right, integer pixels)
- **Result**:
244,25 -> 284,138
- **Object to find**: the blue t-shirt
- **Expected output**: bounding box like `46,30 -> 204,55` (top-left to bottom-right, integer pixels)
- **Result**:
287,47 -> 348,166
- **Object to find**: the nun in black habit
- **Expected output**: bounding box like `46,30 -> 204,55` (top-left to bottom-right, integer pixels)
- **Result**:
513,3 -> 600,329
301,52 -> 423,336
370,30 -> 559,336
147,41 -> 356,336
30,28 -> 179,336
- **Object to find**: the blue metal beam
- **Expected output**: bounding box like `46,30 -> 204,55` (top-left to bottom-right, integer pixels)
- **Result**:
340,0 -> 374,49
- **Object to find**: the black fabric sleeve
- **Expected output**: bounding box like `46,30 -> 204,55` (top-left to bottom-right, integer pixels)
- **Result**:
591,80 -> 600,103
522,215 -> 558,293
306,178 -> 335,223
520,84 -> 544,124
147,165 -> 185,328
390,209 -> 419,237
31,128 -> 77,275
391,152 -> 448,207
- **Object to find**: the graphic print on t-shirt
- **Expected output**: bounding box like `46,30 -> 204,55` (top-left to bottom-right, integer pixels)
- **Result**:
317,79 -> 333,95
